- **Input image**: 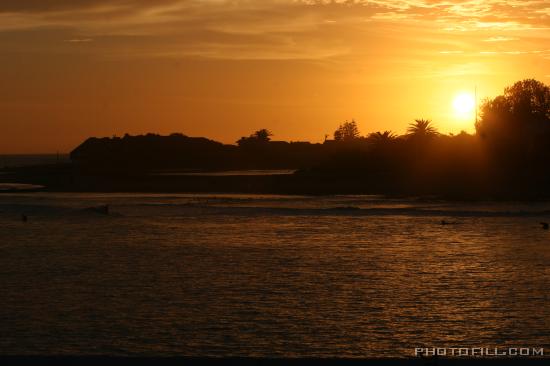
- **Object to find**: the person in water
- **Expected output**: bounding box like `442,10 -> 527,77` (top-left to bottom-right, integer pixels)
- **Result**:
97,205 -> 109,215
85,204 -> 109,215
440,220 -> 456,225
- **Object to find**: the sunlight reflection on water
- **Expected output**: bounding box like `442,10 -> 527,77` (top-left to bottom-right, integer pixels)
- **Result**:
1,193 -> 549,357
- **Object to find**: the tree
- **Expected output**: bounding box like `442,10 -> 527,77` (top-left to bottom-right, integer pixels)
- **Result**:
503,79 -> 549,121
367,130 -> 397,145
475,79 -> 550,181
406,119 -> 438,138
252,129 -> 272,142
476,79 -> 550,141
334,120 -> 360,142
237,129 -> 273,147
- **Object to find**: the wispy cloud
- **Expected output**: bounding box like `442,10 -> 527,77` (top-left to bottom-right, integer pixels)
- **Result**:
0,1 -> 548,60
483,36 -> 519,42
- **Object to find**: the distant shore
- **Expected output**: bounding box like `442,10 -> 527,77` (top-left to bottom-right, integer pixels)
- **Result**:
2,163 -> 550,202
0,164 -> 381,195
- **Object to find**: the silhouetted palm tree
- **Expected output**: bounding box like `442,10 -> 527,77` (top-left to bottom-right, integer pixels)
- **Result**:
252,129 -> 273,142
367,130 -> 397,144
406,119 -> 438,138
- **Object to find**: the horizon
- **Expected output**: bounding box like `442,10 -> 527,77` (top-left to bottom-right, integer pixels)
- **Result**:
0,122 -> 486,156
1,0 -> 549,154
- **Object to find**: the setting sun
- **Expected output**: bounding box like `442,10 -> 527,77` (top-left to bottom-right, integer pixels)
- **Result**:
453,93 -> 476,119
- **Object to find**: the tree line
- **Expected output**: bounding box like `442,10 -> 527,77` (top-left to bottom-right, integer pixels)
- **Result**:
70,79 -> 550,198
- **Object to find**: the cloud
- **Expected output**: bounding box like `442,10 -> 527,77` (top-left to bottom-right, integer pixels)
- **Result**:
0,0 -> 176,13
483,36 -> 519,42
0,1 -> 548,60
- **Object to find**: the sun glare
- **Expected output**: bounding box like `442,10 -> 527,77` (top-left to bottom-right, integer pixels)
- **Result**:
452,92 -> 475,118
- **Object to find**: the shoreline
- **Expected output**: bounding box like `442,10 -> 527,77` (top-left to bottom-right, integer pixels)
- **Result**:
1,164 -> 550,202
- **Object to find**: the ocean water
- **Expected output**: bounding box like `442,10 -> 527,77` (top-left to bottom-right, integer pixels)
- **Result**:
1,193 -> 549,357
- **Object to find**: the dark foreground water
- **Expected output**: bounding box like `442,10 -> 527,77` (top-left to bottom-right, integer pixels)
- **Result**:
1,194 -> 549,357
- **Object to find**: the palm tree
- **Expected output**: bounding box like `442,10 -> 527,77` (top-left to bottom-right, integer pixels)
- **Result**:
367,130 -> 397,144
406,119 -> 439,138
252,129 -> 273,142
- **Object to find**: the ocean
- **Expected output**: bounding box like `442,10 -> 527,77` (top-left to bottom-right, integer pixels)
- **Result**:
1,193 -> 549,357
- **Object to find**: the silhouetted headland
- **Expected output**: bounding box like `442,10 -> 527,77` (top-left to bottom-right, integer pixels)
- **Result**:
2,79 -> 549,200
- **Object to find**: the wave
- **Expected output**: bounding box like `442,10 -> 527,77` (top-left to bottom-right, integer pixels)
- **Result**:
0,203 -> 123,218
195,206 -> 550,218
122,203 -> 550,218
2,198 -> 550,219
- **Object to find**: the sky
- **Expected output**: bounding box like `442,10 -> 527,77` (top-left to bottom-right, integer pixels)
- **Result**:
1,0 -> 549,153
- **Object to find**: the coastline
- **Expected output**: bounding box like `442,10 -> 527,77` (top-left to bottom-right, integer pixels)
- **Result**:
1,164 -> 550,202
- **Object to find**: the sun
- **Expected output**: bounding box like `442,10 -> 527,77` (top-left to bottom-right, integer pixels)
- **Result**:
452,92 -> 475,118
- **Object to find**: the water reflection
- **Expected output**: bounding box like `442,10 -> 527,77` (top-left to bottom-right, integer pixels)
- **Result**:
0,194 -> 549,357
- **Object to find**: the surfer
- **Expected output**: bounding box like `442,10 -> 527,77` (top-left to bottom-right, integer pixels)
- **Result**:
440,220 -> 458,226
97,204 -> 109,215
83,204 -> 110,215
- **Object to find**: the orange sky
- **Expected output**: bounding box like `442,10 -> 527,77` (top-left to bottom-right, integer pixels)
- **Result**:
1,0 -> 549,153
